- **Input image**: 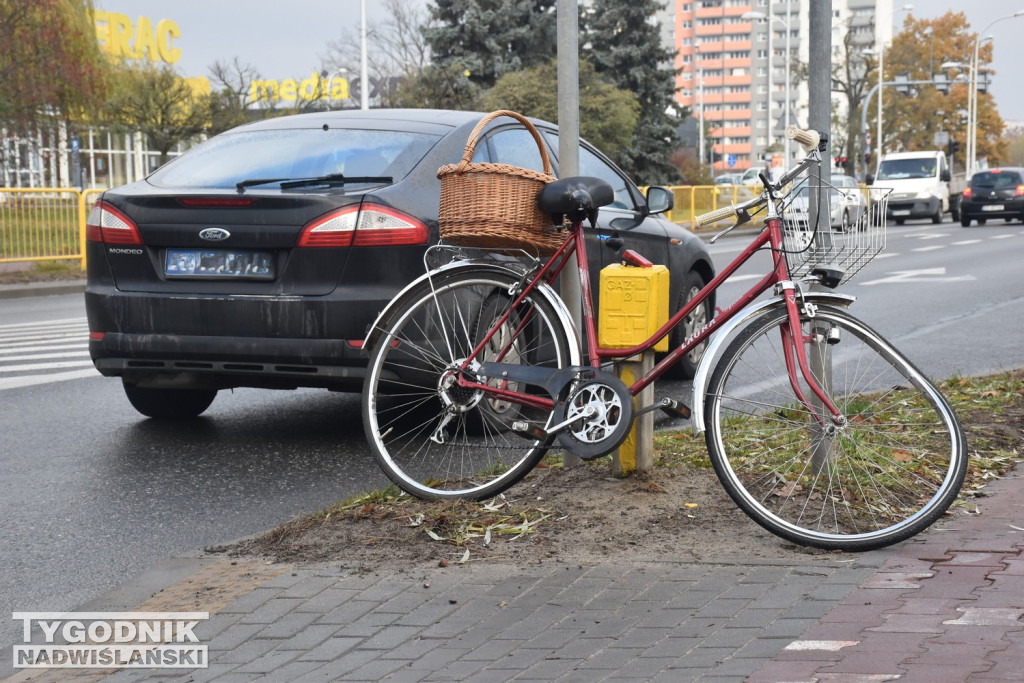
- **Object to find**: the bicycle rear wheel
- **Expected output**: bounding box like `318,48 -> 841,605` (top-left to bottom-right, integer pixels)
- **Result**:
362,267 -> 575,500
705,305 -> 966,551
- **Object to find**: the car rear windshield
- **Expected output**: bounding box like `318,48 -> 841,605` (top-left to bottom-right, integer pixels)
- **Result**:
876,158 -> 937,180
148,128 -> 441,189
971,171 -> 1023,188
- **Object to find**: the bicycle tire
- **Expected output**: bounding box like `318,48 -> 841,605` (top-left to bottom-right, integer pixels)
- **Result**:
704,305 -> 966,551
362,267 -> 575,500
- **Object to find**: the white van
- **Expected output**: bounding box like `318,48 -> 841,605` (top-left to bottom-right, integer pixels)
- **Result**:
869,151 -> 965,225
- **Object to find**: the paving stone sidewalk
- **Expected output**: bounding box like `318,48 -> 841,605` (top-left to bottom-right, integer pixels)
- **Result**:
6,468 -> 1022,682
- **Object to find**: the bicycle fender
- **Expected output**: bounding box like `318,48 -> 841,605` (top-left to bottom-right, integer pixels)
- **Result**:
363,260 -> 583,365
689,291 -> 856,435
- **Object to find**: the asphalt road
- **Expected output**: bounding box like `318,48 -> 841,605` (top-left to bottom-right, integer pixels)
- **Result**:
2,216 -> 1023,665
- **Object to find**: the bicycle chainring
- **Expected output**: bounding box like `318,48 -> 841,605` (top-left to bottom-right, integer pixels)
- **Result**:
554,374 -> 634,460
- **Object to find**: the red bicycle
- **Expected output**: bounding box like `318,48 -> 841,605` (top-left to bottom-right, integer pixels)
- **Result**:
361,126 -> 966,551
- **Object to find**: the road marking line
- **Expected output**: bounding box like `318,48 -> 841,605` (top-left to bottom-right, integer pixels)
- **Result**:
0,350 -> 91,362
784,640 -> 859,651
951,240 -> 981,245
0,367 -> 100,391
0,360 -> 95,373
0,317 -> 88,331
0,341 -> 88,354
0,329 -> 89,343
911,245 -> 945,252
992,233 -> 1017,239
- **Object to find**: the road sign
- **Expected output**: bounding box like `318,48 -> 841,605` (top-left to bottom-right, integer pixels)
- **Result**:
727,154 -> 736,168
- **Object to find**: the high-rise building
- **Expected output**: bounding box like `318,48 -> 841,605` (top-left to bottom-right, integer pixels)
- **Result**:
668,0 -> 895,178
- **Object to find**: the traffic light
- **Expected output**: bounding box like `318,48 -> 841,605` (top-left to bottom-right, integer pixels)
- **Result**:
864,152 -> 871,166
947,139 -> 961,157
834,156 -> 847,168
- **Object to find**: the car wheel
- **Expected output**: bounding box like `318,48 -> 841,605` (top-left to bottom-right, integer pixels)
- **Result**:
122,380 -> 217,419
664,270 -> 711,380
978,219 -> 987,225
961,214 -> 971,227
840,208 -> 851,232
895,218 -> 905,225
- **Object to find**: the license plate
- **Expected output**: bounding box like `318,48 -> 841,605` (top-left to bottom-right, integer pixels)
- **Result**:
892,210 -> 911,216
165,249 -> 274,279
981,204 -> 1004,212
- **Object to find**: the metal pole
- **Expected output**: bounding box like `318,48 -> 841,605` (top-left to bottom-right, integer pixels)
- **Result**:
557,0 -> 582,468
808,0 -> 832,475
360,0 -> 369,110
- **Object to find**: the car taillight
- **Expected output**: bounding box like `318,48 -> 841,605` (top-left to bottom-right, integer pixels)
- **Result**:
1016,185 -> 1024,196
86,201 -> 143,245
296,204 -> 429,248
962,187 -> 972,199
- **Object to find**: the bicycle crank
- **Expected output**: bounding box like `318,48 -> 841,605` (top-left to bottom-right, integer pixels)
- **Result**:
553,374 -> 634,460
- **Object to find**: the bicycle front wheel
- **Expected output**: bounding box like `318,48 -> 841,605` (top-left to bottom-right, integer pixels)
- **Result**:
705,305 -> 966,551
362,267 -> 576,500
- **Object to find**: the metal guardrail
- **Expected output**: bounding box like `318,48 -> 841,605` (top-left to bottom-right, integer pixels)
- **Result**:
0,182 -> 792,270
0,188 -> 104,270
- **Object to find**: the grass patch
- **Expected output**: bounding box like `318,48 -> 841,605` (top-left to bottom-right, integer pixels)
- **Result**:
256,370 -> 1023,557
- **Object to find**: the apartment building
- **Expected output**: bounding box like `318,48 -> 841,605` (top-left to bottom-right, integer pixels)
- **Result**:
669,0 -> 895,177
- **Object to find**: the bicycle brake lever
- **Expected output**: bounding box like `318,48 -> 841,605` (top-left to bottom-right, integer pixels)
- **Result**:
709,209 -> 752,244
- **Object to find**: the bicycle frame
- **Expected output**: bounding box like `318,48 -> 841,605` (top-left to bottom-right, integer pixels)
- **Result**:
455,188 -> 845,427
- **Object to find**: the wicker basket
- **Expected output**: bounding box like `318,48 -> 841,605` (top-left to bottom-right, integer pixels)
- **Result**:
437,110 -> 562,254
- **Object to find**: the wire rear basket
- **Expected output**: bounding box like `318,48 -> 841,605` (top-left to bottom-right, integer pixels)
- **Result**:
780,181 -> 891,286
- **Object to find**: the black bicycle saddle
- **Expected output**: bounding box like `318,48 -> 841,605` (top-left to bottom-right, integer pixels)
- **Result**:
537,176 -> 614,226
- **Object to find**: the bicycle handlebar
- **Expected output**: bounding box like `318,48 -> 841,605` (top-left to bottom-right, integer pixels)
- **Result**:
785,125 -> 820,151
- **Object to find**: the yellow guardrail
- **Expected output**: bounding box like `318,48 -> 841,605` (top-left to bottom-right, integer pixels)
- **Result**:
2,182 -> 773,270
663,184 -> 764,228
0,188 -> 105,270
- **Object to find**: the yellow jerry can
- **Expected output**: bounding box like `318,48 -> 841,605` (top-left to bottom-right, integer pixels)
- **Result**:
597,263 -> 670,352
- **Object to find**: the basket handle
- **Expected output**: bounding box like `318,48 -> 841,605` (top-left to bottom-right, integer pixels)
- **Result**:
456,110 -> 553,176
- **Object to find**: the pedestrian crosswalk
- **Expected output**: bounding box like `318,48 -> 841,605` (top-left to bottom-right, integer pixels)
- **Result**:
0,317 -> 99,390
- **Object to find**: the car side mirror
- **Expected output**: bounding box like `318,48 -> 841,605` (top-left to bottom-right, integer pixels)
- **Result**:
646,186 -> 674,215
865,174 -> 875,186
940,168 -> 951,182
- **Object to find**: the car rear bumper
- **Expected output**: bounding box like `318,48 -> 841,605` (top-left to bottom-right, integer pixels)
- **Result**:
85,286 -> 381,391
960,198 -> 1024,220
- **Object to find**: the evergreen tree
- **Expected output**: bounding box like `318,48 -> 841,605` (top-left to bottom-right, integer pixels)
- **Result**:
585,0 -> 683,184
424,0 -> 558,90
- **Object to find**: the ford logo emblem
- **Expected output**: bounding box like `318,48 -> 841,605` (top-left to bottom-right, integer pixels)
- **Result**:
199,227 -> 231,241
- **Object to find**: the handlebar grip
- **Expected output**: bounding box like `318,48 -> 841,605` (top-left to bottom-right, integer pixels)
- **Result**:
785,125 -> 820,151
694,204 -> 738,229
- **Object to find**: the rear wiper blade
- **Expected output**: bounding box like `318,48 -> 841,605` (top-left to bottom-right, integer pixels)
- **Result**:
236,177 -> 290,191
279,174 -> 393,190
235,174 -> 393,192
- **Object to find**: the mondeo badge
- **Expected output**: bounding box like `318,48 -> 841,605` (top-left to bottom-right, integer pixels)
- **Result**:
199,227 -> 231,241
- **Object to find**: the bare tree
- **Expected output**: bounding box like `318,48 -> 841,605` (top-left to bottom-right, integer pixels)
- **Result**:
320,0 -> 433,106
207,58 -> 267,134
830,17 -> 877,178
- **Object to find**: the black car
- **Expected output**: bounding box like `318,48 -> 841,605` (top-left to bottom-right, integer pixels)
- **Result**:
960,167 -> 1024,227
85,109 -> 716,418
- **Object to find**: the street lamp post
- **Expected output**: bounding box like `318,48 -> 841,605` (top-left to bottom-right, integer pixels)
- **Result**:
967,10 -> 1024,177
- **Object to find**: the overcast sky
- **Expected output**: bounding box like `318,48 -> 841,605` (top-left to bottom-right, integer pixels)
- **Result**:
95,0 -> 1024,122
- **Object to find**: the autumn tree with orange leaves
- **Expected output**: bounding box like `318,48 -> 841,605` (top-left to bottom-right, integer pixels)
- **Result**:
881,11 -> 1003,170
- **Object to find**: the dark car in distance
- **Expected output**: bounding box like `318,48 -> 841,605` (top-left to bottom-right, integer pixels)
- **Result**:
85,109 -> 716,419
960,167 -> 1024,227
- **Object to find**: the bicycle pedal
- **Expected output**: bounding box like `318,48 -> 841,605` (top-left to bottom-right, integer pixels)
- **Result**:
633,397 -> 691,420
511,421 -> 547,440
659,398 -> 692,420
